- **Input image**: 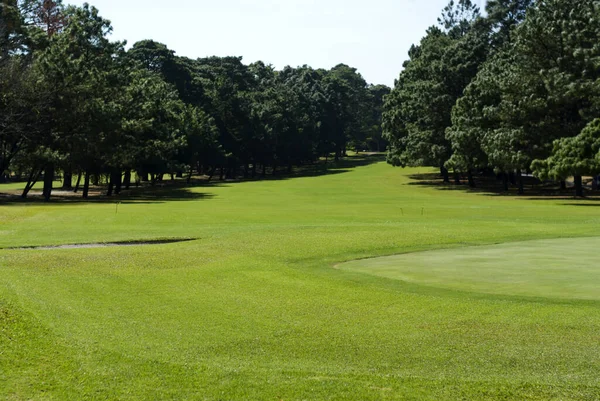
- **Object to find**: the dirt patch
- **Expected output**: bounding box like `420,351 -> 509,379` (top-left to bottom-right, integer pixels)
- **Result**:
4,238 -> 197,250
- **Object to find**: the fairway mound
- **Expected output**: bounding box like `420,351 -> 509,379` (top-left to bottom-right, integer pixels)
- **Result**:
338,237 -> 600,301
5,238 -> 197,250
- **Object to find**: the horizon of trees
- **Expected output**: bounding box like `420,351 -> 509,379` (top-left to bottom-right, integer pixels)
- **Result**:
383,0 -> 600,197
0,0 -> 390,201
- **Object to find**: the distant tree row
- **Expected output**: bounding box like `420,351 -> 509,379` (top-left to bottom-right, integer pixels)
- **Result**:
0,1 -> 390,200
383,0 -> 600,196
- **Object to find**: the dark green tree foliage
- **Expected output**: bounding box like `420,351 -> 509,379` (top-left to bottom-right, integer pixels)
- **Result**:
128,40 -> 200,105
387,0 -> 600,196
278,66 -> 327,163
384,28 -> 455,174
532,119 -> 600,196
323,64 -> 370,160
438,0 -> 480,38
34,3 -> 125,198
0,3 -> 389,199
0,0 -> 66,190
0,0 -> 23,60
249,62 -> 303,173
494,0 -> 600,194
446,48 -> 530,189
363,85 -> 391,152
384,0 -> 483,181
446,0 -> 533,189
0,58 -> 41,181
485,0 -> 534,49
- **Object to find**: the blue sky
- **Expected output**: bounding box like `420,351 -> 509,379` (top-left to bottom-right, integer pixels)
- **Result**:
68,0 -> 486,86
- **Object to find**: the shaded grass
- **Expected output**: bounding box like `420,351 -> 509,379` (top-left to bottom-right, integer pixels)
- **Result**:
408,171 -> 600,200
0,154 -> 384,205
1,159 -> 600,400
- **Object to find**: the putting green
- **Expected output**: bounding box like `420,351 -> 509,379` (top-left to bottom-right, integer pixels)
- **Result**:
338,237 -> 600,301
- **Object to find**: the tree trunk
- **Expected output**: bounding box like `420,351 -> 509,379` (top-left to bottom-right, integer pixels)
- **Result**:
115,171 -> 123,195
560,180 -> 567,190
74,172 -> 82,193
467,170 -> 475,188
62,169 -> 73,190
21,167 -> 42,199
453,172 -> 461,185
123,171 -> 131,190
262,164 -> 266,176
440,166 -> 450,183
207,167 -> 215,182
574,175 -> 583,197
252,164 -> 256,178
42,163 -> 54,202
509,172 -> 516,186
82,171 -> 91,199
517,170 -> 524,195
219,167 -> 225,181
107,175 -> 115,197
187,167 -> 193,184
593,176 -> 599,191
503,173 -> 509,192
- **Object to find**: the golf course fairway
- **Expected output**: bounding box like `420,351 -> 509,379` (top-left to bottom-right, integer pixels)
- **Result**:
1,158 -> 600,400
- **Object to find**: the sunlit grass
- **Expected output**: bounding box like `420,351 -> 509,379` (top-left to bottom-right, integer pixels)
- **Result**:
1,157 -> 600,400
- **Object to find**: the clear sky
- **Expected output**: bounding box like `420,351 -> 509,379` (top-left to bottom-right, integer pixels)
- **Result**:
67,0 -> 486,87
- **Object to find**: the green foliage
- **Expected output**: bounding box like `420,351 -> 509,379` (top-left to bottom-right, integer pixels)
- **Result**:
119,69 -> 187,176
532,118 -> 600,180
438,0 -> 480,38
0,2 -> 386,197
384,11 -> 486,171
363,84 -> 391,152
485,0 -> 533,49
388,0 -> 600,194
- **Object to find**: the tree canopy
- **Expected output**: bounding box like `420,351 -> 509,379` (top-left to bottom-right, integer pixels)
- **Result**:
0,1 -> 390,200
384,0 -> 600,196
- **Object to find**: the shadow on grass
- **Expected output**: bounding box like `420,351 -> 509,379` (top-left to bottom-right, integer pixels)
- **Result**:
406,172 -> 600,201
0,185 -> 215,206
0,154 -> 385,205
210,153 -> 386,184
4,237 -> 199,250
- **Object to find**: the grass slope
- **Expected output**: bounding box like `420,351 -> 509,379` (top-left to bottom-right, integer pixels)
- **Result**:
1,157 -> 600,400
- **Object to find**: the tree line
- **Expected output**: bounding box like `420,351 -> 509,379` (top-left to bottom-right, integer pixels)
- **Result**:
383,0 -> 600,196
0,0 -> 390,200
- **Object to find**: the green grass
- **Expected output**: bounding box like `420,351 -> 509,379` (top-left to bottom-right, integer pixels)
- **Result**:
339,237 -> 600,301
1,157 -> 600,400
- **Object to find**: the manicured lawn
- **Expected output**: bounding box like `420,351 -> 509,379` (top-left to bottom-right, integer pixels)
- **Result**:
1,156 -> 599,400
339,237 -> 600,301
